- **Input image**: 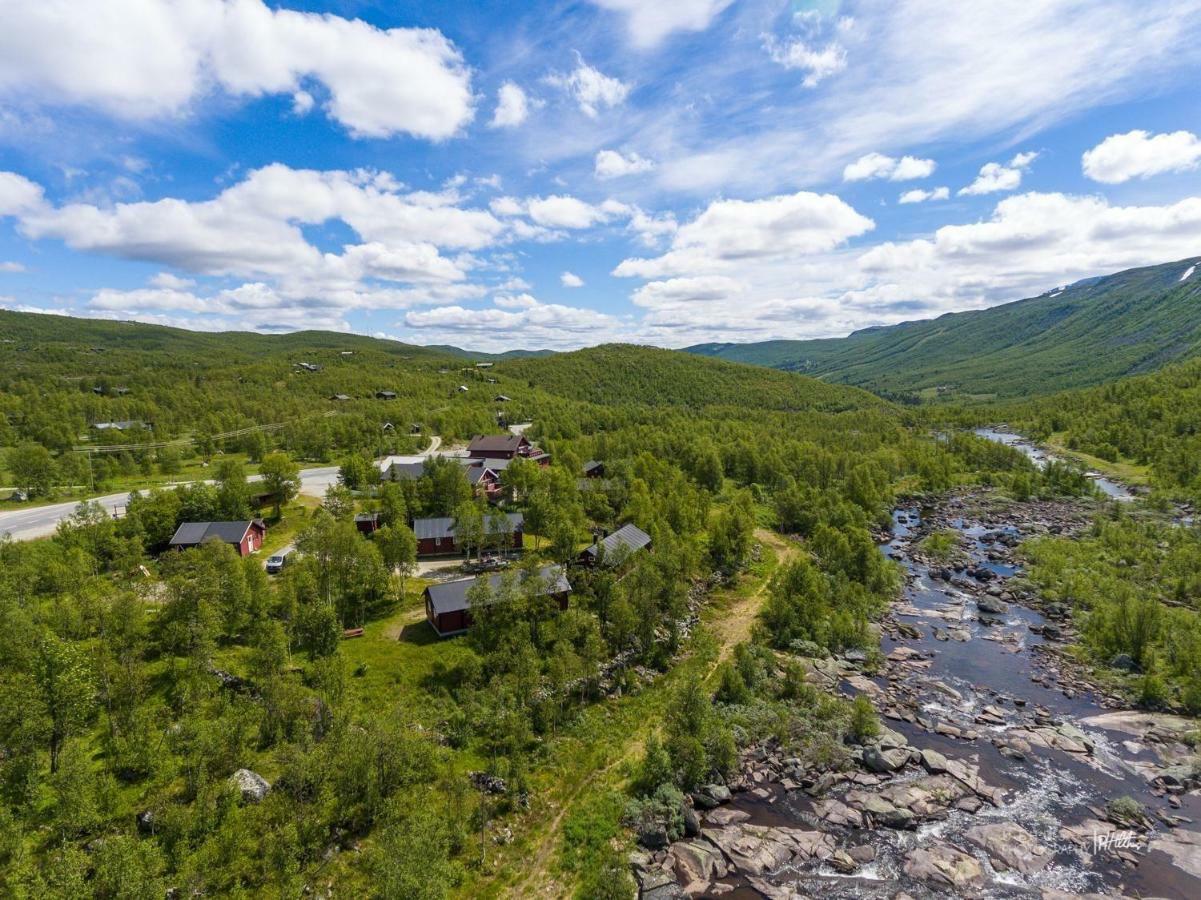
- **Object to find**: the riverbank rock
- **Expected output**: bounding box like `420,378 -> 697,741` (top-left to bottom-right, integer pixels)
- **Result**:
903,843 -> 986,892
690,784 -> 731,809
919,748 -> 949,774
965,822 -> 1053,874
813,798 -> 863,828
881,774 -> 971,818
863,744 -> 911,773
670,839 -> 728,891
1149,828 -> 1201,879
705,807 -> 750,827
702,824 -> 835,876
843,789 -> 915,828
977,596 -> 1009,615
746,877 -> 806,900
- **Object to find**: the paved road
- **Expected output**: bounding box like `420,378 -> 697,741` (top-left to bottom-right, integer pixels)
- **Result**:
0,466 -> 336,542
0,436 -> 440,542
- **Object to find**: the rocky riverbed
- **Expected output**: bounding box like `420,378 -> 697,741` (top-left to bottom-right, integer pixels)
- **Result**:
632,490 -> 1201,899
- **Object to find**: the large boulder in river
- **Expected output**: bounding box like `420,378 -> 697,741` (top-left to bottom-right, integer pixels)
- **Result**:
863,744 -> 911,773
965,822 -> 1053,874
702,824 -> 834,876
977,595 -> 1009,615
919,748 -> 950,774
903,843 -> 986,892
229,768 -> 271,804
844,790 -> 915,829
1148,828 -> 1201,880
669,839 -> 727,889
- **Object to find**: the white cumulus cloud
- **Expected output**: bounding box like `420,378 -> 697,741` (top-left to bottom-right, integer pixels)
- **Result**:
1082,129 -> 1201,183
0,0 -> 474,140
614,191 -> 874,279
404,296 -> 618,350
595,149 -> 655,179
959,151 -> 1038,196
490,82 -> 530,128
898,186 -> 950,204
512,195 -> 629,230
546,57 -> 630,118
766,38 -> 848,87
843,152 -> 937,182
560,271 -> 584,288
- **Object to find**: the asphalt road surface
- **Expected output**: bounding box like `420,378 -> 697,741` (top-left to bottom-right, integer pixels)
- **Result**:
0,466 -> 337,542
0,436 -> 441,542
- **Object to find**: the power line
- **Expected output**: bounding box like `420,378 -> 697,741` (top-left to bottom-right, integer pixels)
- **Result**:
72,411 -> 337,454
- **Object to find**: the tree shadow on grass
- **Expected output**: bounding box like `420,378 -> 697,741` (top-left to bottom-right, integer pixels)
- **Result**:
399,620 -> 440,645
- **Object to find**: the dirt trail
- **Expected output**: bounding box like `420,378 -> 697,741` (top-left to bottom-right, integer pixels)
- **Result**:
708,529 -> 797,673
504,529 -> 797,898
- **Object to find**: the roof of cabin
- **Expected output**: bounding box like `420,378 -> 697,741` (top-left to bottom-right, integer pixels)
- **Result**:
425,564 -> 570,615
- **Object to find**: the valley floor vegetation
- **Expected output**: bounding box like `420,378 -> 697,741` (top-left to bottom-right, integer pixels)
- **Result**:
0,324 -> 1170,898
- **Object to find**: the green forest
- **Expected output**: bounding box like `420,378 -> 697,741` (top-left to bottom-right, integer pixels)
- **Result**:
1,306 -> 1199,898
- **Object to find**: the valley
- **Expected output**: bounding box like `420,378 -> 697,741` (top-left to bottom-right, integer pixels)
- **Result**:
2,311 -> 1201,900
5,5 -> 1201,897
688,257 -> 1201,402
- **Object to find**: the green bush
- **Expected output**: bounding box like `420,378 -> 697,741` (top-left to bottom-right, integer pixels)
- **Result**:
849,694 -> 880,743
715,663 -> 750,705
622,783 -> 685,843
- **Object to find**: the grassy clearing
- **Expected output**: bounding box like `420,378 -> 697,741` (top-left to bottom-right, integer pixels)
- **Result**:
257,495 -> 320,556
1045,432 -> 1150,486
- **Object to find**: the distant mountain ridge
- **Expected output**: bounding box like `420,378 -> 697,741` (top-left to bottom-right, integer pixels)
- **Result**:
0,308 -> 550,363
687,257 -> 1201,400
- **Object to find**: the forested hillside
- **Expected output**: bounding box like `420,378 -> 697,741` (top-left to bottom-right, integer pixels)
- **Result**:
0,309 -> 547,361
688,257 -> 1201,400
1003,356 -> 1201,503
0,311 -> 1082,897
0,309 -> 549,495
499,343 -> 885,412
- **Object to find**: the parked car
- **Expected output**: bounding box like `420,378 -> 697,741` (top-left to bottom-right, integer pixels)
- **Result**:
465,552 -> 510,573
265,549 -> 293,574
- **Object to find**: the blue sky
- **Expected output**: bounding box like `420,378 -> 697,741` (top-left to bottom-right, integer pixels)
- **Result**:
1,0 -> 1200,350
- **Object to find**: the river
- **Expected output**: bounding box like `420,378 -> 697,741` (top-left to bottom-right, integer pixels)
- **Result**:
647,432 -> 1201,899
974,427 -> 1135,501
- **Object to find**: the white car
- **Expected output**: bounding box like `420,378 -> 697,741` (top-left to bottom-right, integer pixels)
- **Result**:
265,549 -> 293,574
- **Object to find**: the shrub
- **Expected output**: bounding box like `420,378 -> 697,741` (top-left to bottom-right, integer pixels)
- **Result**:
1138,673 -> 1169,709
1106,795 -> 1144,821
634,733 -> 673,797
715,663 -> 750,705
849,694 -> 880,743
622,783 -> 685,843
919,530 -> 959,561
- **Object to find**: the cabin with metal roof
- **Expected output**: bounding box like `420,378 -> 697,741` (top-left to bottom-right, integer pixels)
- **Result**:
424,564 -> 571,637
413,511 -> 524,557
578,523 -> 652,567
169,520 -> 266,557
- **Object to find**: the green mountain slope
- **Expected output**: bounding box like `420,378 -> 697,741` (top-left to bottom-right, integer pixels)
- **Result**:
497,343 -> 888,412
0,308 -> 545,363
687,257 -> 1201,400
